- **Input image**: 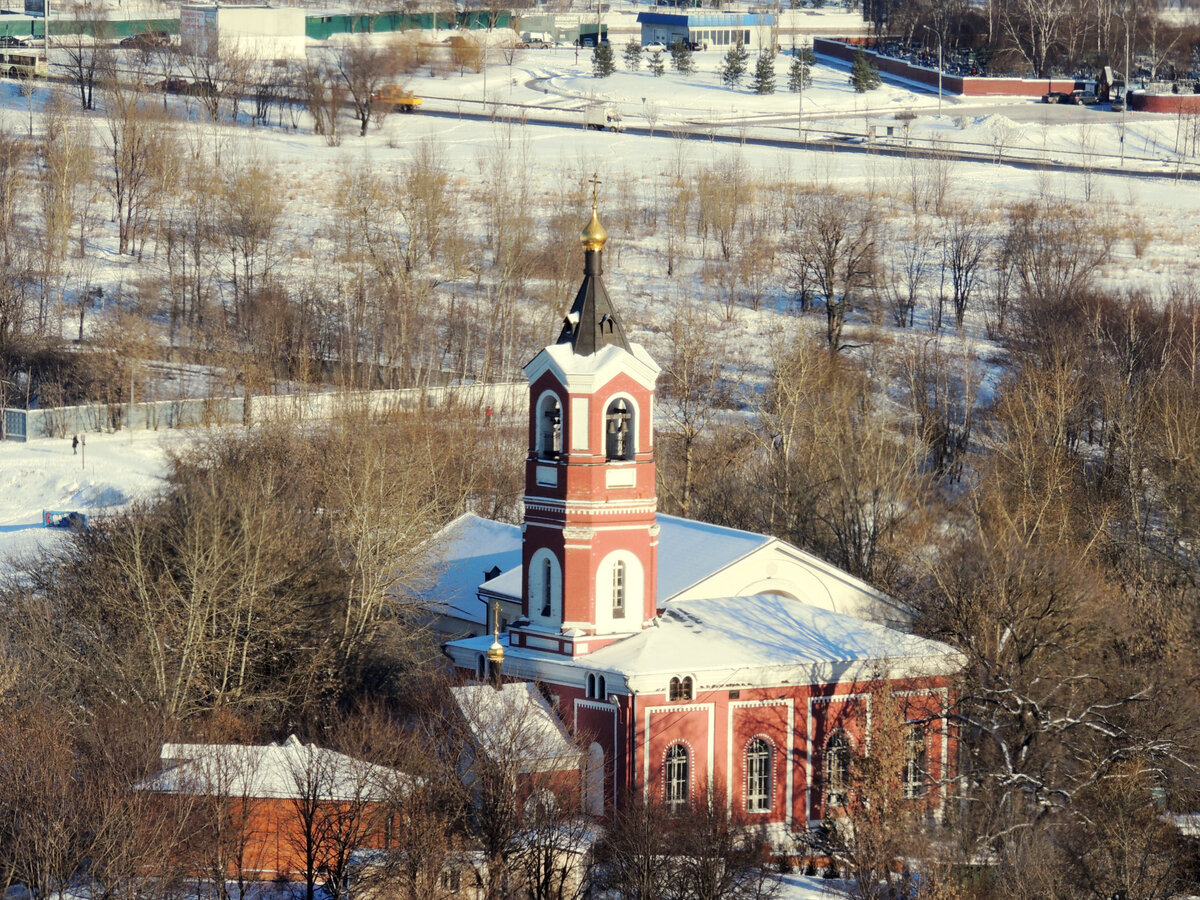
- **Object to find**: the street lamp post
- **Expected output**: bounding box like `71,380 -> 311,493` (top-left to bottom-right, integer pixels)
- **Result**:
922,25 -> 942,114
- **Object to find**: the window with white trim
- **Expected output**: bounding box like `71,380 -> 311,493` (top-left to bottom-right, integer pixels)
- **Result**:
746,738 -> 771,812
538,394 -> 562,459
669,676 -> 693,702
825,731 -> 851,808
541,557 -> 553,617
665,744 -> 689,811
605,398 -> 634,461
612,561 -> 626,618
903,726 -> 927,799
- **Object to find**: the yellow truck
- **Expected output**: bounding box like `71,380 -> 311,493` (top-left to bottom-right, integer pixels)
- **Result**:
372,85 -> 423,113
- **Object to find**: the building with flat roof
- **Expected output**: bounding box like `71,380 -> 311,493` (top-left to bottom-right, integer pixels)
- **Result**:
637,10 -> 776,51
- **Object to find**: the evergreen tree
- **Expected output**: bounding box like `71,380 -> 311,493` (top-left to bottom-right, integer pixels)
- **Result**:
623,38 -> 643,72
850,49 -> 881,92
788,47 -> 814,91
648,49 -> 665,77
592,41 -> 616,78
752,51 -> 776,94
719,40 -> 749,87
670,40 -> 695,75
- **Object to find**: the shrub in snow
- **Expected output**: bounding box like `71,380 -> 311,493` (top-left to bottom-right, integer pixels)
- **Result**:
850,49 -> 881,92
753,52 -> 776,94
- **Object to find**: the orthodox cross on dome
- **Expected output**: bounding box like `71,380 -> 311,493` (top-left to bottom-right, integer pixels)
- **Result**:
558,173 -> 626,353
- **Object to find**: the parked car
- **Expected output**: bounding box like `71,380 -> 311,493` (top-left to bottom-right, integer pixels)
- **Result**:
644,41 -> 667,51
1065,89 -> 1099,105
121,30 -> 170,50
0,35 -> 27,48
1041,90 -> 1069,103
1110,96 -> 1127,111
525,39 -> 550,49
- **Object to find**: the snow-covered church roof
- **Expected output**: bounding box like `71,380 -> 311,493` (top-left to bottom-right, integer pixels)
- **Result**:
420,512 -> 524,625
450,595 -> 962,694
422,511 -> 903,629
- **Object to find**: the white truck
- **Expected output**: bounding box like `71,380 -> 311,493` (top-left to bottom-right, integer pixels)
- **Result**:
584,105 -> 624,132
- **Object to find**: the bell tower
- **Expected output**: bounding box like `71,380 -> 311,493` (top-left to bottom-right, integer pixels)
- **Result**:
508,179 -> 661,659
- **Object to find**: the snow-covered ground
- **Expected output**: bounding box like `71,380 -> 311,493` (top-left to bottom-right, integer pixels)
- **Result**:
0,429 -> 183,576
4,4 -> 1200,574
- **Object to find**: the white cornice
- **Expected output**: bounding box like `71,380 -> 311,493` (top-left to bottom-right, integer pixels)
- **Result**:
525,342 -> 660,393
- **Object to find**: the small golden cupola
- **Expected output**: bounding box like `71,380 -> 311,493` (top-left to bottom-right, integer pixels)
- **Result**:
557,174 -> 630,356
580,204 -> 607,252
486,601 -> 505,687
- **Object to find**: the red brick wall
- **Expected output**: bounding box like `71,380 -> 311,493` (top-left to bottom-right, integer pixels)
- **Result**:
814,38 -> 1077,98
157,795 -> 395,881
1130,91 -> 1200,113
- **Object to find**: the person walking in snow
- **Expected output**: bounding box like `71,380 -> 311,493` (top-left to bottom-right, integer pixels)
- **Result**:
72,435 -> 78,454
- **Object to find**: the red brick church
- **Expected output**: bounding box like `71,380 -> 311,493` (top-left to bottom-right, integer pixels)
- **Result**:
443,196 -> 961,844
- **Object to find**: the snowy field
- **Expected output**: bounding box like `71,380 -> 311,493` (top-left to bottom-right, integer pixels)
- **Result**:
4,4 -> 1200,569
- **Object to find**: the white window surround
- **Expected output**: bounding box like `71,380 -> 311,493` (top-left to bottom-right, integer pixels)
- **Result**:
746,737 -> 772,813
664,743 -> 690,810
599,391 -> 641,460
529,549 -> 562,625
594,551 -> 643,633
604,396 -> 636,461
535,390 -> 564,460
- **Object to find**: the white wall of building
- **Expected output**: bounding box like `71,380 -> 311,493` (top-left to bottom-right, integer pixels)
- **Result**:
181,5 -> 305,61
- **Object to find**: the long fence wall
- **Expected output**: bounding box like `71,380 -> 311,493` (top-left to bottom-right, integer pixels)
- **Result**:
814,38 -> 1079,97
0,382 -> 525,442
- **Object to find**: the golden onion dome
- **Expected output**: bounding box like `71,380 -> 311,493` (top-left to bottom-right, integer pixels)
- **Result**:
487,602 -> 505,666
486,637 -> 505,665
580,206 -> 608,252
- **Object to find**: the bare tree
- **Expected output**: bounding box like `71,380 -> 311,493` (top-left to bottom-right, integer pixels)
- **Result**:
998,0 -> 1069,77
941,212 -> 989,330
332,40 -> 401,136
103,86 -> 175,256
656,301 -> 736,519
791,190 -> 877,351
58,2 -> 111,110
880,224 -> 934,328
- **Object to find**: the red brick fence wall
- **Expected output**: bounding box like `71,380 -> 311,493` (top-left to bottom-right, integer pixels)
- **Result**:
813,37 -> 1078,97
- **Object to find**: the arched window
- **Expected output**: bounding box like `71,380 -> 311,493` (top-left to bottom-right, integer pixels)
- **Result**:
476,654 -> 485,681
585,743 -> 605,816
746,738 -> 771,812
612,561 -> 626,618
538,394 -> 562,459
586,673 -> 596,699
903,726 -> 927,799
825,731 -> 851,808
598,675 -> 606,698
669,676 -> 693,702
665,744 -> 689,811
541,557 -> 553,618
605,398 -> 634,461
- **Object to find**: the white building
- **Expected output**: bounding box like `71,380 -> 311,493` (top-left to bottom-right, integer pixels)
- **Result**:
180,5 -> 306,61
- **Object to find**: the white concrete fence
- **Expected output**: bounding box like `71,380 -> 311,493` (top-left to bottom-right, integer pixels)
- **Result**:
1,382 -> 526,442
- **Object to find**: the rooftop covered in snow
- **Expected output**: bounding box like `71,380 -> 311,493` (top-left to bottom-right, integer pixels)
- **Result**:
141,734 -> 408,801
450,682 -> 580,773
449,594 -> 962,694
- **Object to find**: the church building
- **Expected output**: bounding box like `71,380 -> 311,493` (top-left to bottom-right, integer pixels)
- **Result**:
442,196 -> 962,845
